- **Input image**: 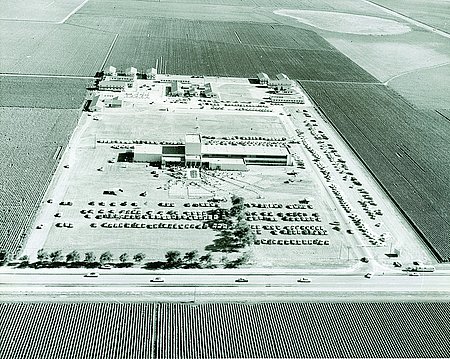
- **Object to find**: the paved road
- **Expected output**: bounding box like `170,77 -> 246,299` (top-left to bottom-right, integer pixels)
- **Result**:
1,271 -> 449,303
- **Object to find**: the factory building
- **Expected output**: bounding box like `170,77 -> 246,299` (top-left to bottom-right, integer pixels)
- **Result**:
257,72 -> 270,85
203,83 -> 219,98
132,134 -> 292,170
270,94 -> 304,104
170,80 -> 183,96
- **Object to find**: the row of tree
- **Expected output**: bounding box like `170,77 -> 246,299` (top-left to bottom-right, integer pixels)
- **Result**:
206,195 -> 256,253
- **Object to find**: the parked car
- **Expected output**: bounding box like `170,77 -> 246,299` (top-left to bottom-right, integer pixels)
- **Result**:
365,273 -> 373,279
361,257 -> 369,263
393,261 -> 402,268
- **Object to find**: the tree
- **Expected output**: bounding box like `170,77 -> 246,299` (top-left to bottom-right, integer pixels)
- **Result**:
100,251 -> 113,264
84,251 -> 96,263
199,252 -> 216,268
119,253 -> 129,263
66,250 -> 80,262
183,250 -> 199,263
50,250 -> 63,262
133,253 -> 146,263
233,220 -> 255,247
229,195 -> 245,217
37,249 -> 49,262
0,250 -> 11,265
165,250 -> 182,268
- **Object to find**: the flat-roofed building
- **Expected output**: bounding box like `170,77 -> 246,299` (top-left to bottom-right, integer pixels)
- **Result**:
104,96 -> 123,108
98,80 -> 129,92
206,158 -> 247,171
202,144 -> 292,166
146,68 -> 157,80
133,134 -> 292,168
270,94 -> 304,104
133,144 -> 162,163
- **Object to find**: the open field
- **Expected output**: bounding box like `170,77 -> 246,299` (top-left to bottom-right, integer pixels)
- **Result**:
0,0 -> 87,22
387,64 -> 450,109
301,82 -> 450,261
371,0 -> 450,33
77,0 -> 275,23
0,302 -> 449,359
0,76 -> 89,109
274,9 -> 411,35
0,22 -> 115,76
325,33 -> 450,83
0,107 -> 80,255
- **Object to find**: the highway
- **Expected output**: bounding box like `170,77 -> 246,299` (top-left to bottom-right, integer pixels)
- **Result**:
1,270 -> 449,303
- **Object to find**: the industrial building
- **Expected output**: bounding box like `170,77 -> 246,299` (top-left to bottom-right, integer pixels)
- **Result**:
203,83 -> 219,98
270,94 -> 304,104
133,133 -> 292,170
257,72 -> 270,85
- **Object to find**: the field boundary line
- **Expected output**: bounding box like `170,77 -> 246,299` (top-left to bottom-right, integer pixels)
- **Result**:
299,79 -> 381,85
0,73 -> 93,79
99,33 -> 119,72
59,0 -> 90,24
383,61 -> 450,85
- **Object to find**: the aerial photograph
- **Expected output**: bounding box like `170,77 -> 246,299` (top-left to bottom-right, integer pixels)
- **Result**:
0,0 -> 449,358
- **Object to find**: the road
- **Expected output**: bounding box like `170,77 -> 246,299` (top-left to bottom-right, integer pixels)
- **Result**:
1,270 -> 449,303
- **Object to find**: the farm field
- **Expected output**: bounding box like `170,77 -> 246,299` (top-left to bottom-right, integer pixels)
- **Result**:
105,37 -> 376,82
371,0 -> 450,33
0,0 -> 87,22
387,64 -> 450,109
1,302 -> 449,359
0,77 -> 89,109
0,107 -> 80,255
77,0 -> 275,23
0,22 -> 115,76
67,17 -> 335,51
301,82 -> 450,261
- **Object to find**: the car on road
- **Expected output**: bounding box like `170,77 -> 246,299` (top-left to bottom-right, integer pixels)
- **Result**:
409,272 -> 420,277
393,261 -> 402,268
297,277 -> 311,283
413,261 -> 422,266
235,278 -> 249,283
361,257 -> 369,263
84,272 -> 99,278
150,277 -> 164,283
364,273 -> 373,279
99,265 -> 111,270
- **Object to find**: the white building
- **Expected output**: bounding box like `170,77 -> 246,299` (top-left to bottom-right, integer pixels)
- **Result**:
125,67 -> 138,76
104,66 -> 117,76
203,83 -> 218,98
257,72 -> 270,85
270,94 -> 304,104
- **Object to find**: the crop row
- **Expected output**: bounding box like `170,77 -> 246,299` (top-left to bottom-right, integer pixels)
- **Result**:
302,82 -> 450,262
68,16 -> 333,51
1,302 -> 449,358
105,36 -> 375,82
1,22 -> 114,76
0,108 -> 80,255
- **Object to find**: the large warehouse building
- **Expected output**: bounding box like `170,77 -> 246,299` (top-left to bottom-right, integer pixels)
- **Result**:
133,134 -> 292,170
